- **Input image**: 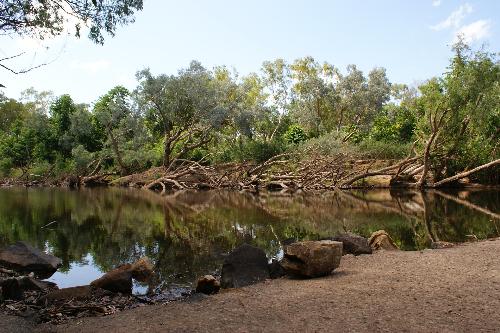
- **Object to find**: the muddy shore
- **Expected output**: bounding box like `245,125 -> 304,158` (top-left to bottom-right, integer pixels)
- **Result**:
2,238 -> 498,333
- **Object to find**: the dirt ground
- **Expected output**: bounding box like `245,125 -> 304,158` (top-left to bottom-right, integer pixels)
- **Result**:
4,238 -> 500,333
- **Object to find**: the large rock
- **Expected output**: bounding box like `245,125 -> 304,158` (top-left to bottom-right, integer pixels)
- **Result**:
195,275 -> 220,295
221,244 -> 270,288
368,230 -> 399,251
330,233 -> 372,256
0,275 -> 57,300
281,240 -> 342,278
0,242 -> 62,279
90,257 -> 154,294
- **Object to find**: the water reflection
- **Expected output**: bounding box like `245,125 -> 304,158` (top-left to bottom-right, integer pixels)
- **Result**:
0,187 -> 498,290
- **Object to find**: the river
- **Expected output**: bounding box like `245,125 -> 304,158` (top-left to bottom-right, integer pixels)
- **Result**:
0,187 -> 498,296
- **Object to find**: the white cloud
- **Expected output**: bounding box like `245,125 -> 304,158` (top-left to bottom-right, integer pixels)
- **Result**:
432,0 -> 442,7
454,19 -> 491,43
431,3 -> 472,31
70,60 -> 111,74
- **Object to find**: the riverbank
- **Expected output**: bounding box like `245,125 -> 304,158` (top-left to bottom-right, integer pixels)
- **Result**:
4,238 -> 496,333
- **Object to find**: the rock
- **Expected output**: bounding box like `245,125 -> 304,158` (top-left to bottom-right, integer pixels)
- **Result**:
195,275 -> 220,295
40,285 -> 111,304
129,257 -> 154,282
221,244 -> 270,288
0,275 -> 56,300
281,240 -> 342,278
368,230 -> 399,251
431,241 -> 454,249
90,257 -> 154,294
0,242 -> 62,279
91,264 -> 133,294
268,259 -> 286,279
330,233 -> 372,256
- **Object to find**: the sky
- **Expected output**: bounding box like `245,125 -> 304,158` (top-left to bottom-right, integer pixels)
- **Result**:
0,0 -> 499,104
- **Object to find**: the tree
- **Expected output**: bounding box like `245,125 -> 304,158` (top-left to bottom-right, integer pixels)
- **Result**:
93,86 -> 133,174
261,59 -> 292,140
290,56 -> 337,136
136,62 -> 229,167
414,41 -> 499,185
0,0 -> 143,44
50,94 -> 77,157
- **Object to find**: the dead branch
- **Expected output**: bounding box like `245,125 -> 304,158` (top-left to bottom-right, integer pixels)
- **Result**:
431,158 -> 500,188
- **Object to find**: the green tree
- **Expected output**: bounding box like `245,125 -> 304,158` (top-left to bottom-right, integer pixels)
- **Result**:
0,0 -> 144,45
136,62 -> 229,167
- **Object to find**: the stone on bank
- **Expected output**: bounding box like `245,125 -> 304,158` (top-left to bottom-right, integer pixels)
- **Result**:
280,240 -> 343,278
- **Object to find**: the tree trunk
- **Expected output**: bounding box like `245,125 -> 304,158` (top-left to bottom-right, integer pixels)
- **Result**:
107,127 -> 128,175
163,133 -> 171,167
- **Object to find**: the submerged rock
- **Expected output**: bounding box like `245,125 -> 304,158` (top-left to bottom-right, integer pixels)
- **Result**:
195,275 -> 220,295
91,257 -> 154,294
221,244 -> 270,288
330,233 -> 372,256
0,242 -> 62,279
368,230 -> 399,251
281,240 -> 342,278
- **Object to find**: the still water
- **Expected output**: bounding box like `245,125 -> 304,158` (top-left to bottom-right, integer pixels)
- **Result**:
0,187 -> 498,294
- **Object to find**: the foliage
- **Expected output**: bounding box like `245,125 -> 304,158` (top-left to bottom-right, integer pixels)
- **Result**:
284,125 -> 307,144
0,0 -> 143,44
0,43 -> 497,184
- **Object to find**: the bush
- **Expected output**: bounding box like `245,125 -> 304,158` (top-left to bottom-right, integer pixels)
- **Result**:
356,139 -> 411,159
0,158 -> 13,177
284,125 -> 307,144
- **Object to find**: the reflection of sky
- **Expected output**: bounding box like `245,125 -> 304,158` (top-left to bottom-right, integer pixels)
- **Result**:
46,254 -> 103,288
46,254 -> 150,295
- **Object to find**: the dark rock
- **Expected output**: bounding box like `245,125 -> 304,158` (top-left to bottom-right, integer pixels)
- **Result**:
195,275 -> 220,294
221,244 -> 270,288
281,240 -> 342,278
330,233 -> 372,256
0,277 -> 24,300
0,275 -> 56,300
0,242 -> 62,279
368,230 -> 399,251
90,257 -> 154,294
268,259 -> 286,279
40,285 -> 111,304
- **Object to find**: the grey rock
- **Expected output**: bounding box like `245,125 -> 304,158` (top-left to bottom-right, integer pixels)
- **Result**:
0,242 -> 62,279
330,233 -> 372,256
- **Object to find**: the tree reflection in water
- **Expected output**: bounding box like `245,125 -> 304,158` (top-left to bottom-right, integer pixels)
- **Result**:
0,187 -> 497,290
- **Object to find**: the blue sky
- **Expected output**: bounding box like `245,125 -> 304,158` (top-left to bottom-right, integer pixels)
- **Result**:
0,0 -> 498,103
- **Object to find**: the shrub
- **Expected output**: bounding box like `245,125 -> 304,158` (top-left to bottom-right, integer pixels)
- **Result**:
284,125 -> 307,144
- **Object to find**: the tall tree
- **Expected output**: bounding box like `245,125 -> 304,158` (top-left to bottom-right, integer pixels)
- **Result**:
136,62 -> 228,167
